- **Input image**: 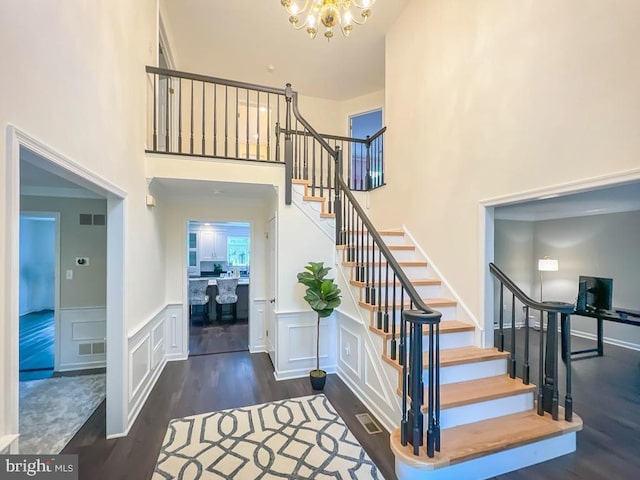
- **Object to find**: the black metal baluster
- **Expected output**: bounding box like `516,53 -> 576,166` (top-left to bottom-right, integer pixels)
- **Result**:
523,305 -> 530,384
384,263 -> 389,333
257,91 -> 261,160
303,132 -> 308,180
165,74 -> 170,152
224,86 -> 228,157
152,73 -> 157,151
538,310 -> 545,416
380,134 -> 385,186
312,139 -> 317,196
320,142 -> 325,197
266,94 -> 271,161
400,294 -> 408,446
201,82 -> 206,155
399,288 -> 405,363
510,293 -> 516,379
434,320 -> 441,452
213,84 -> 217,156
498,283 -> 505,351
377,243 -> 383,329
246,89 -> 250,159
178,79 -> 183,153
365,227 -> 371,304
327,151 -> 333,213
563,313 -> 573,421
235,88 -> 239,158
406,312 -> 424,456
391,272 -> 397,360
190,80 -> 194,154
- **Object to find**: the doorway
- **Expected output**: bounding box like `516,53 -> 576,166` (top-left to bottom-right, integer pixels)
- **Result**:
349,109 -> 383,190
19,213 -> 59,382
187,221 -> 251,356
5,126 -> 127,453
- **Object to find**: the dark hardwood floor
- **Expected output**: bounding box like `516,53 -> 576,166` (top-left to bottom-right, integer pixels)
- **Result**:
62,352 -> 395,480
62,330 -> 639,480
19,309 -> 54,380
189,318 -> 249,356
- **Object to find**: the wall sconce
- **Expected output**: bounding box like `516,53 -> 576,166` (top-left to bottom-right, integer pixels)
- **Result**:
538,256 -> 558,301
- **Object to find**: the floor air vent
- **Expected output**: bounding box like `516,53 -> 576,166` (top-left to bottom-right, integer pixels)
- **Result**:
355,413 -> 383,434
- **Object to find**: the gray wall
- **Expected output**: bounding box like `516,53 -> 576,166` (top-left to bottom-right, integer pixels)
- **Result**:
19,217 -> 55,315
496,211 -> 640,349
21,196 -> 107,308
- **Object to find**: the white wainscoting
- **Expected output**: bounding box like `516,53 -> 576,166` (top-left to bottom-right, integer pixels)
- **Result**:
250,299 -> 267,354
273,310 -> 337,381
127,307 -> 167,428
335,310 -> 399,432
58,307 -> 106,371
164,304 -> 186,361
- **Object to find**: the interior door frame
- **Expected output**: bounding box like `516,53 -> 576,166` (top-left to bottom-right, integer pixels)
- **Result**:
267,215 -> 277,365
4,126 -> 128,446
19,211 -> 61,372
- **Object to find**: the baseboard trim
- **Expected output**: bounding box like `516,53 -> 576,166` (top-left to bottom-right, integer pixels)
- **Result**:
570,329 -> 640,352
336,366 -> 396,433
0,435 -> 19,454
125,356 -> 167,431
273,365 -> 337,381
57,361 -> 106,372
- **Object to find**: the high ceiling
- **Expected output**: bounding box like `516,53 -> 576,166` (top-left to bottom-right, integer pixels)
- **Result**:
161,0 -> 409,100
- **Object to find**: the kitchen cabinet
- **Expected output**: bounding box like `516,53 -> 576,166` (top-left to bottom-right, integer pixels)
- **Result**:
199,230 -> 228,261
187,232 -> 199,275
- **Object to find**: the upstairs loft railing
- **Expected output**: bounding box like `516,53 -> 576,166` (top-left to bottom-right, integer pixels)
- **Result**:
278,126 -> 387,194
286,86 -> 442,458
145,66 -> 387,195
489,263 -> 575,422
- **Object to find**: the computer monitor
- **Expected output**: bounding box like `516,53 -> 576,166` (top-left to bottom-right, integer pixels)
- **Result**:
578,276 -> 613,312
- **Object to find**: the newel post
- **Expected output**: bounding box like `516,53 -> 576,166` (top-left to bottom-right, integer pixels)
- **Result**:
284,84 -> 294,205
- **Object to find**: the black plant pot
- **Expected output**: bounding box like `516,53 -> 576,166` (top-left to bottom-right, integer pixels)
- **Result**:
309,369 -> 327,390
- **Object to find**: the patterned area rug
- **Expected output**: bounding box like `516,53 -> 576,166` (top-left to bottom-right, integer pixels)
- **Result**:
19,373 -> 106,454
154,394 -> 384,479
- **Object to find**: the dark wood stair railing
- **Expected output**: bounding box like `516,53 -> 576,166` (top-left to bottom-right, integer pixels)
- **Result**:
489,262 -> 575,421
287,86 -> 442,458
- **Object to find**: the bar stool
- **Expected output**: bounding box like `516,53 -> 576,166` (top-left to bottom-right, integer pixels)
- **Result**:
215,277 -> 239,323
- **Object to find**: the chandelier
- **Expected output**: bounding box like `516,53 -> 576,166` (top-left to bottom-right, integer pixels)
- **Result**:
281,0 -> 376,41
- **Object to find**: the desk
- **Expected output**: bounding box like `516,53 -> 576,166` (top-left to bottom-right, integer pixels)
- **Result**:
566,308 -> 640,357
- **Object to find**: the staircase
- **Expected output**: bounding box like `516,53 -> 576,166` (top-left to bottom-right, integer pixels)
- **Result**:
292,178 -> 582,480
145,66 -> 583,480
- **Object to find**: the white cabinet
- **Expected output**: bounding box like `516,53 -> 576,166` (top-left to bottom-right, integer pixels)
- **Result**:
198,230 -> 228,261
187,232 -> 199,275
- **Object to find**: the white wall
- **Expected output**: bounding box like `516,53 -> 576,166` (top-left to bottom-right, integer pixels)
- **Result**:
371,0 -> 640,324
20,196 -> 107,308
1,0 -> 166,439
19,217 -> 55,315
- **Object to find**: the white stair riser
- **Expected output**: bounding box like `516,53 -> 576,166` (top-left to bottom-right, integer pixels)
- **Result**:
359,284 -> 442,300
343,234 -> 409,247
342,248 -> 419,263
369,305 -> 457,322
437,392 -> 534,430
390,330 -> 475,353
434,359 -> 508,386
395,432 -> 577,480
351,264 -> 429,280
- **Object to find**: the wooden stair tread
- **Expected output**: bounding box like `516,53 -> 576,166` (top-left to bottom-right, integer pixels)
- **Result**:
390,409 -> 583,470
291,178 -> 309,185
369,320 -> 474,340
359,297 -> 456,311
338,244 -> 416,251
343,260 -> 428,267
398,375 -> 537,410
351,278 -> 441,288
348,229 -> 405,236
303,195 -> 326,202
320,213 -> 335,218
383,346 -> 509,371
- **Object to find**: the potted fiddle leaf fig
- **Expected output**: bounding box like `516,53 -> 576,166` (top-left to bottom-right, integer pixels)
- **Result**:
297,262 -> 342,390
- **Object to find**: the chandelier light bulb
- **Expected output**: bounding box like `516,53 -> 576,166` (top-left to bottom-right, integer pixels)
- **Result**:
281,0 -> 376,41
